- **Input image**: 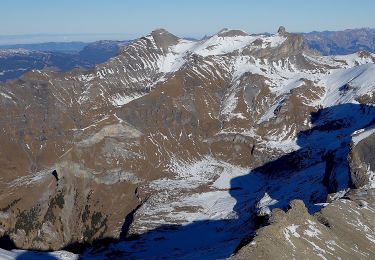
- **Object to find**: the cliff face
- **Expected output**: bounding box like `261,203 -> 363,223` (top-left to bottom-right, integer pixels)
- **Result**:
350,132 -> 375,188
0,27 -> 375,258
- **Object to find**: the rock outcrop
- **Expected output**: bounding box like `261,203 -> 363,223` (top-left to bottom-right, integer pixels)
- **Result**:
350,132 -> 375,188
234,189 -> 375,259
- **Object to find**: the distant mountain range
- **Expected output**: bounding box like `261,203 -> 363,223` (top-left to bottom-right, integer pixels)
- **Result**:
303,28 -> 375,55
0,40 -> 130,81
0,28 -> 375,82
0,41 -> 89,53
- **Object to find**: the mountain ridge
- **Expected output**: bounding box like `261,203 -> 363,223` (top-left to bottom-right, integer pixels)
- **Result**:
303,28 -> 375,55
2,27 -> 375,82
0,26 -> 375,259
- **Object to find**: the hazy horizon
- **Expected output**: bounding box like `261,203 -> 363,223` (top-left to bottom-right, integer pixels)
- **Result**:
0,33 -> 132,45
0,26 -> 375,46
1,0 -> 375,44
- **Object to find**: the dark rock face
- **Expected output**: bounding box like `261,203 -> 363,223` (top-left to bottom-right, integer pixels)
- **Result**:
350,132 -> 375,188
150,29 -> 180,52
277,26 -> 286,34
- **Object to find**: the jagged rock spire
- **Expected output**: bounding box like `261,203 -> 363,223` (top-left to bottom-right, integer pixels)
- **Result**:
278,26 -> 286,34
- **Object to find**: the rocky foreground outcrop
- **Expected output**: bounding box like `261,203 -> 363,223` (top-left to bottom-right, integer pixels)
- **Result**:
234,188 -> 375,259
235,129 -> 375,259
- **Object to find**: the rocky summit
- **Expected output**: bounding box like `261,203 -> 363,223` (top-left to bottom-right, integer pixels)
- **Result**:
1,26 -> 375,259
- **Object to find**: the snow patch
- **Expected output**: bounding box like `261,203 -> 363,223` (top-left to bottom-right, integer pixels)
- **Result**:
304,220 -> 322,238
256,192 -> 278,216
352,128 -> 375,145
283,224 -> 300,248
0,248 -> 78,260
111,93 -> 145,107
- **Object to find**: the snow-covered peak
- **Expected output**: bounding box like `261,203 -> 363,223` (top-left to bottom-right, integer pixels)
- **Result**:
217,28 -> 250,37
186,29 -> 288,56
193,33 -> 257,56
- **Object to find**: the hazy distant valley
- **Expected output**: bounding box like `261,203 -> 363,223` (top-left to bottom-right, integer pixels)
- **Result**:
0,40 -> 129,82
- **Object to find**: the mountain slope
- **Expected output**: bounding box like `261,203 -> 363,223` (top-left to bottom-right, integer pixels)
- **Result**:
0,27 -> 375,258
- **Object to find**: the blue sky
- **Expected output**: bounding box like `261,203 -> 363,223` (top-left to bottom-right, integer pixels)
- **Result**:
1,0 -> 375,42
